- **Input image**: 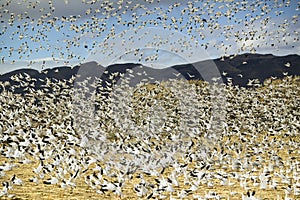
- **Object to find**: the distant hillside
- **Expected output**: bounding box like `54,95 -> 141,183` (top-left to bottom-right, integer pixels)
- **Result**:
0,53 -> 299,94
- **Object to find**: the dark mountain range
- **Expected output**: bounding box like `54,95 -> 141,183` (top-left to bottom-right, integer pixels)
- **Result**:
0,53 -> 299,94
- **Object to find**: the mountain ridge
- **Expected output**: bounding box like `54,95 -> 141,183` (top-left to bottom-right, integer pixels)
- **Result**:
0,53 -> 299,94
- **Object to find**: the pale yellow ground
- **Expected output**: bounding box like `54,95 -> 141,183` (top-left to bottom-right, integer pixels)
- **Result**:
0,131 -> 299,200
1,77 -> 299,199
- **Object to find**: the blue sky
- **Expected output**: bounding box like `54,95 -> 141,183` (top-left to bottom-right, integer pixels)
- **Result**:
0,0 -> 299,74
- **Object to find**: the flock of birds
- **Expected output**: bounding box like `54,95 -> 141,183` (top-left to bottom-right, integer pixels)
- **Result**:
0,0 -> 299,199
0,67 -> 299,199
0,0 -> 299,67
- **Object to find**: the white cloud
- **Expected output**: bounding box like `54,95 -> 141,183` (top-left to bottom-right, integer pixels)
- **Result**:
0,61 -> 28,75
0,57 -> 79,74
2,0 -> 190,21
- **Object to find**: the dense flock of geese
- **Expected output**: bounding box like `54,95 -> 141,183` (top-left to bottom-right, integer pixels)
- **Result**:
0,0 -> 299,66
0,70 -> 299,199
0,0 -> 299,199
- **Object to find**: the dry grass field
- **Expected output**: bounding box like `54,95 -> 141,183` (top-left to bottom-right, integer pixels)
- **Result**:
0,132 -> 299,200
0,76 -> 299,200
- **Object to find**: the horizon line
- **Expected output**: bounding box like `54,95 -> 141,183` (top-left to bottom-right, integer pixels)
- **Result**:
0,52 -> 299,75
